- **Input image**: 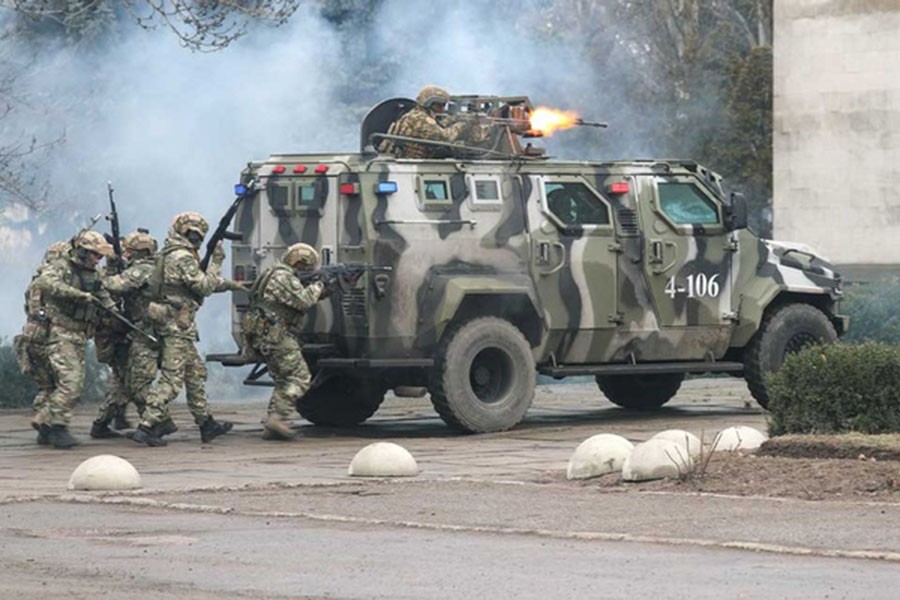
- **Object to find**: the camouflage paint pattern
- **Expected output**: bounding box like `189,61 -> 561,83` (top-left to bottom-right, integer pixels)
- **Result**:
143,335 -> 211,426
227,155 -> 842,377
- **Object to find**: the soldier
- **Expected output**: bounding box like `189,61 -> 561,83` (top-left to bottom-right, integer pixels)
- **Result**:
90,230 -> 160,439
15,241 -> 72,445
241,243 -> 328,440
132,212 -> 235,447
32,231 -> 116,448
378,85 -> 477,159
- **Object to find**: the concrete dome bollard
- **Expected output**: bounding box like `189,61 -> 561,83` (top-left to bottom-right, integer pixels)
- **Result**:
566,434 -> 634,480
348,442 -> 419,477
622,439 -> 693,482
67,455 -> 142,491
712,426 -> 768,452
650,429 -> 703,461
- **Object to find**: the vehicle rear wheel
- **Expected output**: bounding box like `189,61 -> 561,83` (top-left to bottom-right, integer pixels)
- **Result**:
744,303 -> 837,409
595,373 -> 684,410
297,375 -> 388,426
429,317 -> 535,433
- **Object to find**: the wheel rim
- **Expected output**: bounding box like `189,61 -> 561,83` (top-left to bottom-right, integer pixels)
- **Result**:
469,347 -> 513,404
783,332 -> 819,359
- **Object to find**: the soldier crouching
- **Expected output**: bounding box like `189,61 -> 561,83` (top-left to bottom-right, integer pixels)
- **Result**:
241,243 -> 327,440
132,212 -> 235,447
31,231 -> 116,448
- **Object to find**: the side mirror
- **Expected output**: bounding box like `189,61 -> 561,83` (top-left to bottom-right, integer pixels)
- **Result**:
724,192 -> 748,231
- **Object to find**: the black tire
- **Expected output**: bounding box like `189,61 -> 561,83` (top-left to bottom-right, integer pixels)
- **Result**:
429,317 -> 535,433
297,375 -> 387,426
744,303 -> 838,409
595,373 -> 684,410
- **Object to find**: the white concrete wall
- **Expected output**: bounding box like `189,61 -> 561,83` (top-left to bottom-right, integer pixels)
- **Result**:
774,1 -> 900,268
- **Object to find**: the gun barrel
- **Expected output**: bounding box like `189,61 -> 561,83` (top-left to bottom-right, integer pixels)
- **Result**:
574,118 -> 608,128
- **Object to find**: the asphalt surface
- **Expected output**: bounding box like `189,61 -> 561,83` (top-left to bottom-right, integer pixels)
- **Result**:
2,379 -> 899,599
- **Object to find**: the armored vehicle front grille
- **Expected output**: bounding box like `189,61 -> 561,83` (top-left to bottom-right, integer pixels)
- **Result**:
617,208 -> 639,235
341,288 -> 367,318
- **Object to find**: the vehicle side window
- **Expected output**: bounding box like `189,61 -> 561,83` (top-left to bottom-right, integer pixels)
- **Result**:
424,180 -> 448,200
297,183 -> 316,207
545,182 -> 610,226
657,182 -> 719,225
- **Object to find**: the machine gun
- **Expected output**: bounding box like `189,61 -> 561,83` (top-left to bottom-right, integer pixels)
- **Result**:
296,263 -> 393,295
200,175 -> 257,272
104,182 -> 124,273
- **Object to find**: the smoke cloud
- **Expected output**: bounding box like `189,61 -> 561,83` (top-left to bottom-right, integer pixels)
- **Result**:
0,0 -> 659,354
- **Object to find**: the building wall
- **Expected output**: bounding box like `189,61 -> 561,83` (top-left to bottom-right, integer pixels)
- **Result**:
774,0 -> 900,274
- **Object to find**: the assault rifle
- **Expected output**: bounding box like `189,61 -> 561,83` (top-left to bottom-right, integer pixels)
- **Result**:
296,263 -> 393,295
91,298 -> 159,345
200,176 -> 257,272
105,181 -> 124,273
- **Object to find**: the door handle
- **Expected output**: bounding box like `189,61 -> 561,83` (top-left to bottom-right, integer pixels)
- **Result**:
537,241 -> 567,275
321,247 -> 333,266
649,239 -> 677,274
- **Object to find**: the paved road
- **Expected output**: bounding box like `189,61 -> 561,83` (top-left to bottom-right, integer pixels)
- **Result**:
2,379 -> 898,599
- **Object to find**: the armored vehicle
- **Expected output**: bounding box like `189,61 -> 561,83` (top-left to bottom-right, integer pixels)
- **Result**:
208,96 -> 847,433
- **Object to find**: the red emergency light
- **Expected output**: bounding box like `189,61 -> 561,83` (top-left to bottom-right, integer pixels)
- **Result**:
271,165 -> 286,175
339,183 -> 360,195
608,181 -> 630,194
315,164 -> 329,174
293,165 -> 308,174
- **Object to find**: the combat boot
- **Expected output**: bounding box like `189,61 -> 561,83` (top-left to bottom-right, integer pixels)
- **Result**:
33,422 -> 49,446
90,419 -> 123,439
199,418 -> 233,443
132,424 -> 167,447
47,425 -> 79,449
262,415 -> 297,441
157,418 -> 179,437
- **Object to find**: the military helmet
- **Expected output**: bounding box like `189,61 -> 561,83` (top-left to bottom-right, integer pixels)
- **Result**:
123,230 -> 158,253
282,243 -> 319,270
72,230 -> 114,256
416,85 -> 451,109
172,212 -> 209,238
43,241 -> 71,263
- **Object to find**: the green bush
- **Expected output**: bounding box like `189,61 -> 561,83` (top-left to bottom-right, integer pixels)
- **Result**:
841,280 -> 900,344
767,342 -> 900,436
0,337 -> 107,409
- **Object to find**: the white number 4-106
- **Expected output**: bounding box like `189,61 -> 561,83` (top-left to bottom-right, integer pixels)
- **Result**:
665,273 -> 720,299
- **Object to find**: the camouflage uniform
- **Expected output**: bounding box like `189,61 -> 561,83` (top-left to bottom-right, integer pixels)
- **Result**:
379,85 -> 472,159
32,231 -> 115,448
91,231 -> 159,438
134,212 -> 235,447
15,241 -> 71,443
242,243 -> 325,440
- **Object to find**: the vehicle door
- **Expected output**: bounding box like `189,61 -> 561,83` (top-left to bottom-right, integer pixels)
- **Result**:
637,174 -> 734,358
258,167 -> 340,338
526,175 -> 619,364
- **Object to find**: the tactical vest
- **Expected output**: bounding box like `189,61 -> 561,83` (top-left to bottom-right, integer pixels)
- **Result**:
119,258 -> 156,323
42,260 -> 102,332
248,264 -> 303,327
147,245 -> 204,307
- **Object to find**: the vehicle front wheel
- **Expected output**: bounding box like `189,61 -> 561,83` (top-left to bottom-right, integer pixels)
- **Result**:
429,317 -> 535,433
596,373 -> 684,410
297,375 -> 388,426
744,303 -> 838,409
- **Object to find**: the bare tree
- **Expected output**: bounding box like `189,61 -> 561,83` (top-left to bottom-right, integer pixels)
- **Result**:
1,0 -> 301,51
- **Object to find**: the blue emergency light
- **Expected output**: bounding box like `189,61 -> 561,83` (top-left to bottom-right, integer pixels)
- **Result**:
234,183 -> 248,196
375,181 -> 398,194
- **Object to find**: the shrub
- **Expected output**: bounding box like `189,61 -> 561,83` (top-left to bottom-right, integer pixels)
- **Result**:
0,337 -> 107,409
767,342 -> 900,436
